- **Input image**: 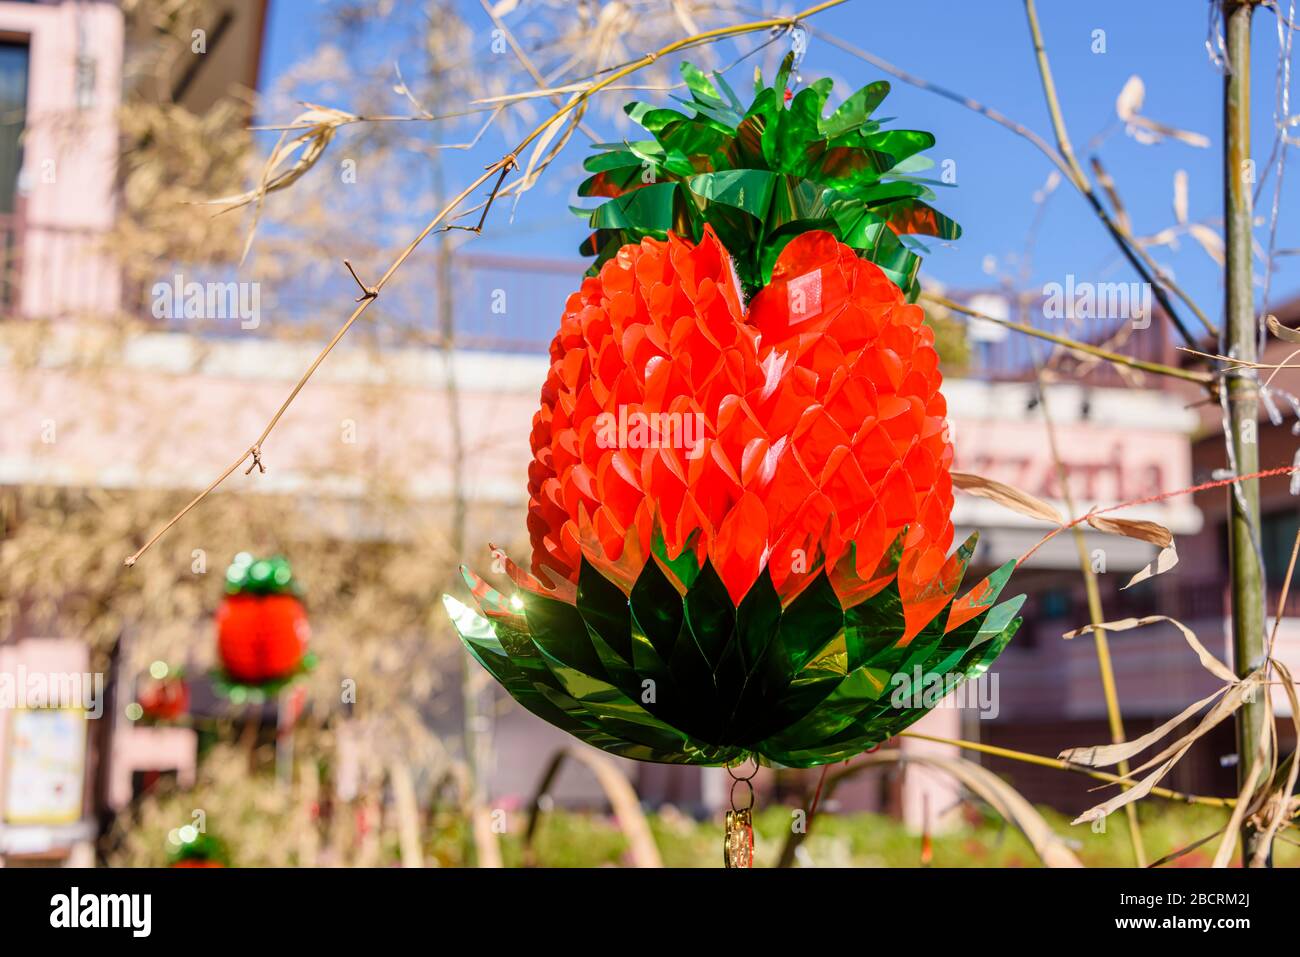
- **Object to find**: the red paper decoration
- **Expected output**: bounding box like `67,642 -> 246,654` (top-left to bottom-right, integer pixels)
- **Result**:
527,226 -> 954,610
137,676 -> 190,722
216,592 -> 309,686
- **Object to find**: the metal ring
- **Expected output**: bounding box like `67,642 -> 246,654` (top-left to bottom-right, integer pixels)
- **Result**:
730,777 -> 754,812
726,755 -> 759,783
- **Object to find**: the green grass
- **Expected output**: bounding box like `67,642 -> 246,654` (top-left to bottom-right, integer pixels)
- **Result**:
449,802 -> 1300,868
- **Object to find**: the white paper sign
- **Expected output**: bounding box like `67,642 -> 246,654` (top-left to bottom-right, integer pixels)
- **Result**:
3,709 -> 87,825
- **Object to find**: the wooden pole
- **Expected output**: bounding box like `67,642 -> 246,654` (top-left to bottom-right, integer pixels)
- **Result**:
1222,0 -> 1271,867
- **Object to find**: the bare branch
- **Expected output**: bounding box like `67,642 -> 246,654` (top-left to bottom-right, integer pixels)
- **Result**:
124,0 -> 851,567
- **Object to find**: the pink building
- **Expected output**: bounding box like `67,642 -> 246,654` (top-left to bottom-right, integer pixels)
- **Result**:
0,0 -> 265,865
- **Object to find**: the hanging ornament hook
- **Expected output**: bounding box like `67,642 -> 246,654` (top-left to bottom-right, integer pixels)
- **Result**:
788,23 -> 809,95
724,756 -> 758,868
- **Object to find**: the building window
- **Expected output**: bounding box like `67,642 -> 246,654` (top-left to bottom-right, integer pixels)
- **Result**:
1040,587 -> 1073,620
0,38 -> 27,314
1263,508 -> 1300,589
0,39 -> 28,216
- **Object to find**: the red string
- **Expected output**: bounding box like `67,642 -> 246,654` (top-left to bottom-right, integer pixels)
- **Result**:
1016,464 -> 1299,567
808,764 -> 830,822
1091,465 -> 1297,516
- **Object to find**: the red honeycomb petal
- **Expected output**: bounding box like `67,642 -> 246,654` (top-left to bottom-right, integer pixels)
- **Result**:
712,490 -> 769,603
527,227 -> 955,605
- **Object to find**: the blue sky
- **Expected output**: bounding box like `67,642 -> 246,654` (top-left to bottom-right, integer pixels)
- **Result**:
257,0 -> 1300,334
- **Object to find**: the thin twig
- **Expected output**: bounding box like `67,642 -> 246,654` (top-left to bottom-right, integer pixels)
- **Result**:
1180,343 -> 1300,391
124,160 -> 504,567
1089,155 -> 1219,338
343,260 -> 377,302
805,15 -> 1217,342
801,23 -> 1073,180
123,1 -> 850,567
1023,0 -> 1210,345
1032,358 -> 1147,865
1268,528 -> 1300,660
924,293 -> 1215,387
1015,463 -> 1300,568
477,0 -> 601,143
899,731 -> 1237,809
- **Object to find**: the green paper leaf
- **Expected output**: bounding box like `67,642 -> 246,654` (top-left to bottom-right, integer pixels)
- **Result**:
685,169 -> 778,216
588,181 -> 678,231
809,146 -> 893,190
844,578 -> 907,671
656,119 -> 731,167
874,198 -> 962,240
863,129 -> 936,166
767,177 -> 831,230
631,556 -> 724,738
577,560 -> 633,664
821,80 -> 890,138
772,52 -> 795,102
712,70 -> 744,113
524,591 -> 608,681
582,150 -> 645,173
626,102 -> 690,133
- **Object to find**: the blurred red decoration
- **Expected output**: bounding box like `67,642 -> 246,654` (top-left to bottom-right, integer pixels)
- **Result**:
527,226 -> 953,618
216,592 -> 309,685
137,676 -> 190,722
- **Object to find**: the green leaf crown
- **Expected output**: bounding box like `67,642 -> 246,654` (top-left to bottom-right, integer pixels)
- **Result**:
224,553 -> 298,596
574,54 -> 960,299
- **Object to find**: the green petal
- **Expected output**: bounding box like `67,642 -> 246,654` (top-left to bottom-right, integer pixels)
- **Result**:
524,590 -> 609,682
721,568 -> 792,742
682,559 -> 736,670
582,561 -> 637,686
664,561 -> 735,741
844,578 -> 905,671
782,572 -> 844,671
443,596 -> 607,743
650,527 -> 701,590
